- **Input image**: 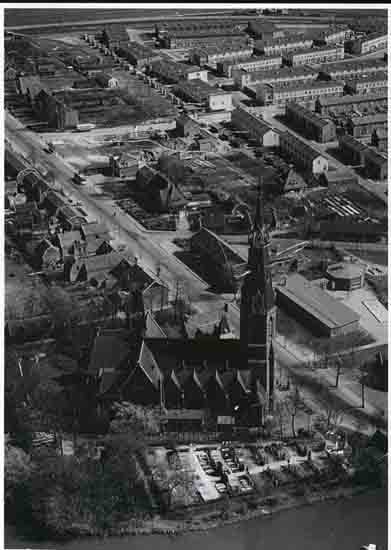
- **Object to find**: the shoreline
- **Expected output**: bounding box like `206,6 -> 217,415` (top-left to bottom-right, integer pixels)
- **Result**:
11,483 -> 376,542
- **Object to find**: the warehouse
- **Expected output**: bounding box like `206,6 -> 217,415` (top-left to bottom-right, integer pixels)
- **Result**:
231,106 -> 280,146
345,32 -> 387,55
315,92 -> 388,116
318,58 -> 387,82
344,71 -> 388,95
190,42 -> 254,67
276,273 -> 360,337
254,36 -> 313,56
283,45 -> 344,67
149,59 -> 208,83
217,55 -> 282,77
175,79 -> 232,111
279,132 -> 328,175
256,79 -> 344,106
235,65 -> 317,91
116,42 -> 161,69
346,113 -> 387,139
285,102 -> 336,143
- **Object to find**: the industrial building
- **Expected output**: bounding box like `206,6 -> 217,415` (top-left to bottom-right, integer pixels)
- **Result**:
149,58 -> 208,83
276,273 -> 360,337
235,65 -> 317,91
345,32 -> 387,55
279,132 -> 329,175
254,36 -> 313,56
231,106 -> 280,147
256,79 -> 344,106
285,102 -> 336,143
283,45 -> 344,67
315,92 -> 387,116
346,113 -> 387,139
217,55 -> 282,77
344,71 -> 388,95
318,58 -> 387,82
190,42 -> 254,67
326,263 -> 364,291
116,42 -> 161,69
174,79 -> 232,111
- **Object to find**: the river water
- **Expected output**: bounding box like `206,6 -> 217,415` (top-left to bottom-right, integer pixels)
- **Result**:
5,490 -> 387,550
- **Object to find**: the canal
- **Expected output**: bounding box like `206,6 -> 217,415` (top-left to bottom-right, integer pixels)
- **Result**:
5,490 -> 387,550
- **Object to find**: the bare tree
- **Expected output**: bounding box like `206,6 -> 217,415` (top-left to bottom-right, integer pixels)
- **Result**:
285,387 -> 301,439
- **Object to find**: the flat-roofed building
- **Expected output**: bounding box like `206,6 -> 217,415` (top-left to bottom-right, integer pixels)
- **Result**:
234,65 -> 317,91
318,58 -> 387,82
344,71 -> 388,95
231,106 -> 280,147
217,55 -> 282,77
256,79 -> 344,106
345,32 -> 387,55
283,45 -> 344,67
315,92 -> 387,116
175,79 -> 232,111
346,113 -> 387,139
149,58 -> 208,83
285,102 -> 336,142
276,273 -> 360,337
279,132 -> 329,175
325,263 -> 364,291
254,36 -> 313,56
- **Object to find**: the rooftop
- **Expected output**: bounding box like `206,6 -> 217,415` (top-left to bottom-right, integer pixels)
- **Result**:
245,64 -> 317,81
256,35 -> 313,48
176,78 -> 230,100
193,41 -> 253,57
326,262 -> 364,280
259,78 -> 344,94
348,113 -> 388,126
339,134 -> 370,152
284,45 -> 343,57
345,71 -> 388,85
319,57 -> 387,74
317,92 -> 387,107
286,101 -> 334,127
277,273 -> 360,329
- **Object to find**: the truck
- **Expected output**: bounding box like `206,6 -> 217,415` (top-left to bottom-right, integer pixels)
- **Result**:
75,123 -> 96,132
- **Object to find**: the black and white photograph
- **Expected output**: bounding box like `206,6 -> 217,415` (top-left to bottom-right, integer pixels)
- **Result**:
3,5 -> 388,550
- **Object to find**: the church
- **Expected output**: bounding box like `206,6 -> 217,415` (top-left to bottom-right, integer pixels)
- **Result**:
87,186 -> 276,427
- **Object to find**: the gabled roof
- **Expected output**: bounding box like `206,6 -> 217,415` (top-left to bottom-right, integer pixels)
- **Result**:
57,230 -> 81,252
87,328 -> 131,376
138,341 -> 162,389
145,311 -> 167,339
81,221 -> 110,240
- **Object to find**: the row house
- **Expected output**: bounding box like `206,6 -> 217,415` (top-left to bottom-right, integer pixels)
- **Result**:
149,58 -> 208,83
338,135 -> 387,180
254,36 -> 313,57
160,29 -> 245,49
364,149 -> 387,181
346,113 -> 387,139
116,41 -> 161,69
283,45 -> 344,67
315,92 -> 387,116
217,55 -> 282,77
101,25 -> 130,50
34,89 -> 79,130
285,102 -> 336,143
231,106 -> 280,147
344,71 -> 388,95
234,65 -> 317,91
318,57 -> 387,82
256,79 -> 344,106
345,32 -> 388,55
246,21 -> 284,40
279,132 -> 329,175
310,26 -> 350,46
190,42 -> 254,68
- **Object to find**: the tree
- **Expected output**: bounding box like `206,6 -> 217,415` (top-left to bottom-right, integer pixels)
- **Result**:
153,450 -> 196,511
5,436 -> 33,503
109,402 -> 161,447
285,387 -> 302,438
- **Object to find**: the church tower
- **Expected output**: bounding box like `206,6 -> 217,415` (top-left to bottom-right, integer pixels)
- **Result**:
240,182 -> 276,412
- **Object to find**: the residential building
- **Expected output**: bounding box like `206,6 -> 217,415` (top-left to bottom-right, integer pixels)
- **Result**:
110,153 -> 140,178
174,79 -> 232,111
279,132 -> 329,174
190,42 -> 254,67
69,251 -> 123,286
338,134 -> 387,180
338,134 -> 368,165
18,75 -> 44,102
283,45 -> 344,67
34,89 -> 79,129
276,273 -> 360,337
254,36 -> 313,56
310,25 -> 350,45
256,79 -> 344,106
285,102 -> 336,143
315,92 -> 387,116
217,55 -> 282,77
371,128 -> 387,152
160,29 -> 245,49
116,41 -> 161,69
234,65 -> 317,91
247,21 -> 284,40
149,58 -> 208,83
364,149 -> 388,180
231,106 -> 280,146
135,165 -> 186,212
344,71 -> 388,95
176,114 -> 201,137
95,72 -> 119,88
101,25 -> 130,50
318,58 -> 387,82
346,113 -> 387,138
345,32 -> 387,55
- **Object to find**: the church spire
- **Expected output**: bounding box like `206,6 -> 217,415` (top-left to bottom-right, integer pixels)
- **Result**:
248,178 -> 270,273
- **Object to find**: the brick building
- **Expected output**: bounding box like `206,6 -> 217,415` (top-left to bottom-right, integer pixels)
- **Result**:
285,102 -> 336,143
345,32 -> 387,55
283,45 -> 344,67
279,132 -> 329,175
254,36 -> 313,56
346,113 -> 387,139
231,106 -> 280,147
256,79 -> 344,106
344,71 -> 388,95
315,92 -> 387,116
217,55 -> 282,77
174,79 -> 232,111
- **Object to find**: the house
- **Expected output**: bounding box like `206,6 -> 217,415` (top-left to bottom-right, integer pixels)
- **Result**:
217,55 -> 282,78
254,36 -> 313,56
279,132 -> 329,175
283,45 -> 344,67
101,25 -> 130,49
231,106 -> 280,147
95,72 -> 119,88
247,21 -> 284,40
256,80 -> 344,107
364,149 -> 388,180
283,169 -> 307,193
345,32 -> 387,55
176,114 -> 201,138
34,239 -> 61,271
338,134 -> 368,165
344,71 -> 388,95
149,59 -> 208,84
315,92 -> 388,116
285,102 -> 336,143
18,75 -> 44,102
190,42 -> 253,68
116,41 -> 161,69
135,165 -> 186,212
346,113 -> 387,139
174,79 -> 232,111
110,152 -> 140,178
69,251 -> 123,286
81,222 -> 111,242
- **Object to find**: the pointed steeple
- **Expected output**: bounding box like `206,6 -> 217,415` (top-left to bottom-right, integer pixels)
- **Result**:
248,178 -> 271,278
